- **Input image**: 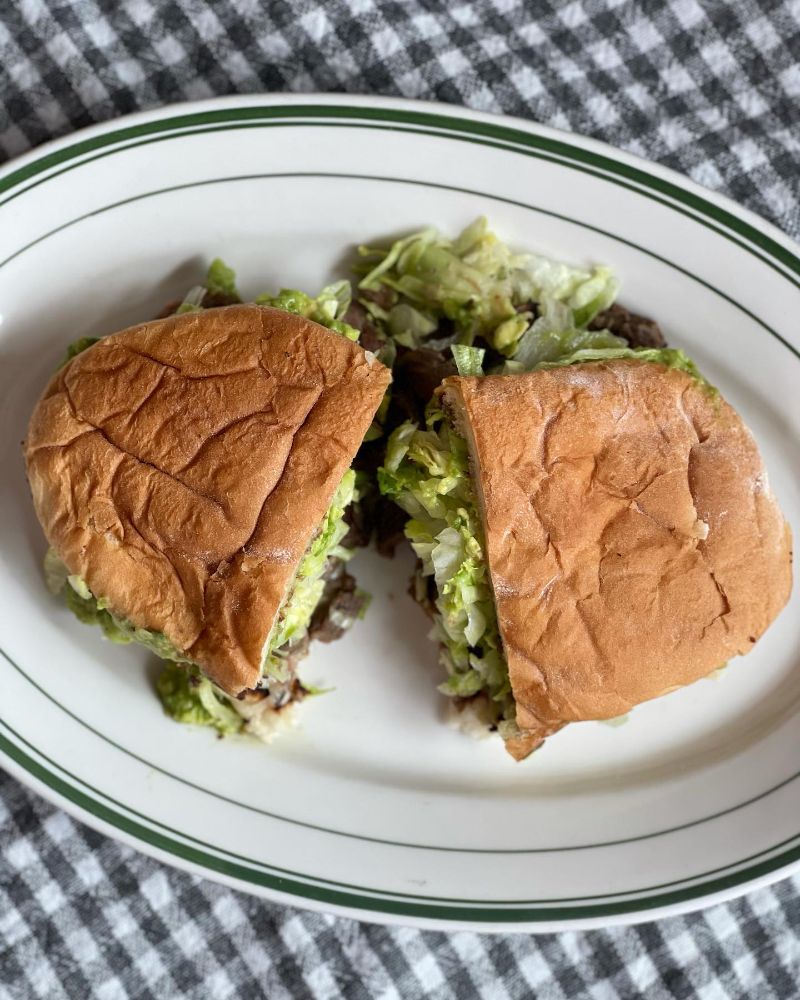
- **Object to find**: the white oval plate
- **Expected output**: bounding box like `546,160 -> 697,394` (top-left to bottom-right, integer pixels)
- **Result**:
0,96 -> 798,933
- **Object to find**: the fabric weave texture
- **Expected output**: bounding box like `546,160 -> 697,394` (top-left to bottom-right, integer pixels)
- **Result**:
1,1 -> 799,998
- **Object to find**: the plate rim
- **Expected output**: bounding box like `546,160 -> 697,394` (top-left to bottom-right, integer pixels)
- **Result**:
1,93 -> 798,931
1,92 -> 799,266
3,724 -> 799,933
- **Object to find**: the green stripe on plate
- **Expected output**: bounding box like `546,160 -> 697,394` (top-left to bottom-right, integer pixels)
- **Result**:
2,717 -> 799,918
4,643 -> 798,860
1,105 -> 798,294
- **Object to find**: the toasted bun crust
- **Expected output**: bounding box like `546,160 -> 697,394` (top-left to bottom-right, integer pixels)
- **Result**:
25,305 -> 391,694
439,361 -> 792,759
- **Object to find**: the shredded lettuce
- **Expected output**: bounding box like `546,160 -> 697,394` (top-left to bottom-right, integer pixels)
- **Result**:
378,410 -> 517,735
387,302 -> 438,346
569,265 -> 618,327
156,661 -> 242,734
536,345 -> 715,390
451,345 -> 486,377
177,258 -> 241,314
357,217 -> 620,356
256,281 -> 360,341
449,342 -> 702,384
169,260 -> 359,339
205,257 -> 240,301
261,470 -> 358,681
509,297 -> 625,369
358,219 -> 530,345
175,285 -> 207,314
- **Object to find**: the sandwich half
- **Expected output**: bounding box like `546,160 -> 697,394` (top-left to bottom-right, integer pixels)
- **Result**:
25,303 -> 391,737
379,357 -> 792,759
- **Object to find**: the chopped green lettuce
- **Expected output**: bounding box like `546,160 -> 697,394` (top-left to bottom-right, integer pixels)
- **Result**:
357,217 -> 620,355
387,302 -> 438,346
262,470 -> 357,680
379,410 -> 517,736
492,314 -> 530,355
169,259 -> 358,339
451,345 -> 486,377
177,258 -> 241,314
358,219 -> 530,345
362,421 -> 384,442
205,257 -> 240,301
568,265 -> 618,327
156,661 -> 242,734
536,345 -> 715,390
303,684 -> 335,697
509,297 -> 625,369
256,280 -> 360,341
450,340 -> 701,384
175,286 -> 206,314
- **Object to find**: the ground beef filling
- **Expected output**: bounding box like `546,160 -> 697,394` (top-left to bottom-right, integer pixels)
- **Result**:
589,303 -> 666,349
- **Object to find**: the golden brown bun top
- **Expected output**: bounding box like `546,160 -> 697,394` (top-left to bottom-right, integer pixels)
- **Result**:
439,361 -> 792,758
25,305 -> 391,694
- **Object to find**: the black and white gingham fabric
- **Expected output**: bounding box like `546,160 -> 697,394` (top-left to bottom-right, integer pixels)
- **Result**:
1,2 -> 799,997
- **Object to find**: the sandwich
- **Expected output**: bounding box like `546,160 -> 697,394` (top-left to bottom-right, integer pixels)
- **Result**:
22,222 -> 793,763
359,218 -> 791,758
25,291 -> 391,740
379,353 -> 792,758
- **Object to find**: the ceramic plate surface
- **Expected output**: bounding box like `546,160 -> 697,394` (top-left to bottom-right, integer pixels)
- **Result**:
0,96 -> 798,932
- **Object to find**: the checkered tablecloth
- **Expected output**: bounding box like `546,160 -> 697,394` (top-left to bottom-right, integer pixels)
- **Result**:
1,2 -> 799,997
